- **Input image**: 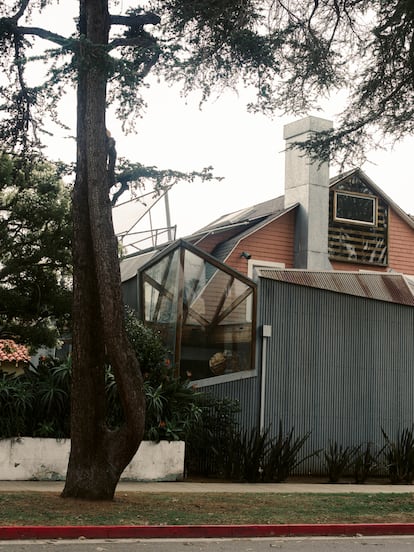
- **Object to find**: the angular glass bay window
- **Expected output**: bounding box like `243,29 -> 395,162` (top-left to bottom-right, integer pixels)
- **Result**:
139,240 -> 256,383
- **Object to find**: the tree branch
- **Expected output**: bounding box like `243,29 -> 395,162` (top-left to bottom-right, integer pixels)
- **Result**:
109,13 -> 161,27
108,35 -> 155,50
10,0 -> 31,22
17,26 -> 68,46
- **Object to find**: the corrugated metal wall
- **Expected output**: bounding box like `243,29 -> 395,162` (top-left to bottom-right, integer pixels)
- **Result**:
122,276 -> 138,311
201,375 -> 260,434
258,278 -> 414,474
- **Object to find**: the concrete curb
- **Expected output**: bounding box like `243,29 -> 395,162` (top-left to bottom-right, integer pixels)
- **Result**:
2,523 -> 414,540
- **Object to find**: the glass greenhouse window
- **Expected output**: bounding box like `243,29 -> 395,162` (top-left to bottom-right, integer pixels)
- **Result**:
140,241 -> 256,383
142,248 -> 180,360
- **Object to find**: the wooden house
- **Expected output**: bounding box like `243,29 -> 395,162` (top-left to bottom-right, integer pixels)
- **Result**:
121,116 -> 414,471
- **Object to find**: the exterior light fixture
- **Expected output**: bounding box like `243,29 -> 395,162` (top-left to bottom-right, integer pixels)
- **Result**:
240,251 -> 251,259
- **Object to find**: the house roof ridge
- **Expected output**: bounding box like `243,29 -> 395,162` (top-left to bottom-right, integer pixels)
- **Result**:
0,339 -> 30,363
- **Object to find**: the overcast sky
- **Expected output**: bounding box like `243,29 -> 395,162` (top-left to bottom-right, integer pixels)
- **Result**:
26,2 -> 414,244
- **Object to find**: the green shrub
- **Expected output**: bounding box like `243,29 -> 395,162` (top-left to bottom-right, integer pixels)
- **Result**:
0,311 -> 202,442
124,307 -> 167,377
144,373 -> 202,442
0,371 -> 34,437
108,308 -> 203,441
28,356 -> 71,438
0,356 -> 71,439
238,428 -> 271,482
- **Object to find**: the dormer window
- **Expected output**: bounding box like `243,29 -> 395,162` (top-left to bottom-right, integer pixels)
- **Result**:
334,191 -> 377,227
329,174 -> 387,266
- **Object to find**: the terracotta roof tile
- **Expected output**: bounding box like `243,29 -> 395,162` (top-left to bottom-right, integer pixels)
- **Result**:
0,340 -> 30,363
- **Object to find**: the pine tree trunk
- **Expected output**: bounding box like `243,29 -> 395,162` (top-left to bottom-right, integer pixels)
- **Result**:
62,0 -> 145,501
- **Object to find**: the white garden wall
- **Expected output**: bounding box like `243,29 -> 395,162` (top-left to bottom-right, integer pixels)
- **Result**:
0,438 -> 185,481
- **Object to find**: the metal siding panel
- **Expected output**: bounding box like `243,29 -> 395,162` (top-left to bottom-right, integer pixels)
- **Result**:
258,278 -> 414,475
202,377 -> 259,432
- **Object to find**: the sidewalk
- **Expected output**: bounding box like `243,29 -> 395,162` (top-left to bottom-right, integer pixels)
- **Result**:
1,480 -> 414,541
1,479 -> 414,493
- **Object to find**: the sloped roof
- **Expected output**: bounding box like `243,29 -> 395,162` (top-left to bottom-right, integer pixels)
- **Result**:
120,250 -> 158,282
190,167 -> 414,238
196,196 -> 286,234
185,195 -> 293,263
119,196 -> 291,272
0,340 -> 30,364
256,269 -> 414,306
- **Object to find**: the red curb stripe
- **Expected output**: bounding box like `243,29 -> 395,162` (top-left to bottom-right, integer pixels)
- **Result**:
2,523 -> 414,540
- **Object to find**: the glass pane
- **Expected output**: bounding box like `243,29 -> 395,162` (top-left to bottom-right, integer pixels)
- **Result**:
180,249 -> 254,381
142,249 -> 179,362
335,193 -> 375,225
141,244 -> 255,382
183,250 -> 208,325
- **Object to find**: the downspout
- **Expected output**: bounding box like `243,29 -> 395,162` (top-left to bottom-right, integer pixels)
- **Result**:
260,324 -> 272,435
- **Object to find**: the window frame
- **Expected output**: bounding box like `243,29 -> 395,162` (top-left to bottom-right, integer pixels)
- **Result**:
333,190 -> 378,227
138,239 -> 257,384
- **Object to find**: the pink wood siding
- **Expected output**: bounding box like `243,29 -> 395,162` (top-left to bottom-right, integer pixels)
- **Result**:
331,208 -> 414,274
193,204 -> 414,276
227,211 -> 296,275
330,261 -> 387,272
388,209 -> 414,274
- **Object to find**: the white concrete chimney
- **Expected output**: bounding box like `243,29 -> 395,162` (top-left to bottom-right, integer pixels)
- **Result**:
283,116 -> 333,270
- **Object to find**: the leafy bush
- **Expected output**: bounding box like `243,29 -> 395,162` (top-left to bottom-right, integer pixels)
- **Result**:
0,356 -> 71,439
187,412 -> 316,483
208,427 -> 271,482
124,307 -> 168,377
381,427 -> 414,484
0,311 -> 202,442
238,428 -> 272,482
0,371 -> 34,437
120,308 -> 203,441
144,369 -> 202,442
28,357 -> 71,437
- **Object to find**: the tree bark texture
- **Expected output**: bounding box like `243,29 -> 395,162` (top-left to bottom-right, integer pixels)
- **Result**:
62,0 -> 145,500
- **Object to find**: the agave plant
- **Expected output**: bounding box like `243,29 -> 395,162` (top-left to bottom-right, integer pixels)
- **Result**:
381,426 -> 414,484
353,442 -> 379,484
322,441 -> 361,483
216,427 -> 271,482
262,421 -> 314,483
